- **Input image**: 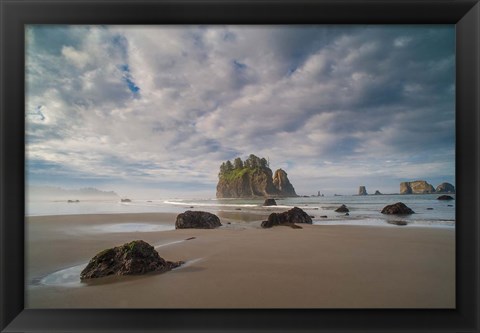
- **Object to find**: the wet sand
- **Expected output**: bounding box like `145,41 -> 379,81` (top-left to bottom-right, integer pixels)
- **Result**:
26,213 -> 455,308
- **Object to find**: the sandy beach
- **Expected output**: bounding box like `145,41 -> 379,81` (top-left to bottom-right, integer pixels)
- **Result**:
26,212 -> 455,308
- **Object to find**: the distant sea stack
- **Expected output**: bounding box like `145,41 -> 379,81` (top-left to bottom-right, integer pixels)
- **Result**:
435,182 -> 455,193
216,154 -> 298,198
358,186 -> 368,195
400,180 -> 435,194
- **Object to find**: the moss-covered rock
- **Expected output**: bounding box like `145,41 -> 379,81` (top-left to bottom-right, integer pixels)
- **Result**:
80,240 -> 183,280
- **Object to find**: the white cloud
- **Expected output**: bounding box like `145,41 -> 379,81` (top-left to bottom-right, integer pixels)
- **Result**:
26,25 -> 456,195
61,46 -> 90,68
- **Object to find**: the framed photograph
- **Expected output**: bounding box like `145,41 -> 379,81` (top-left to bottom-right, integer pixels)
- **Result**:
1,0 -> 479,332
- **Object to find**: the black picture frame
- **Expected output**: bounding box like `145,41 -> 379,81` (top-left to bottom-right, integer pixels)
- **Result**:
1,0 -> 479,332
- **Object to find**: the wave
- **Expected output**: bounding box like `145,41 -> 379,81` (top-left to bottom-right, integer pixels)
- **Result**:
163,200 -> 259,208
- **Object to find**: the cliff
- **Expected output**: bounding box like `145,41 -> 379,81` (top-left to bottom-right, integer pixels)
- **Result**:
273,169 -> 297,197
216,155 -> 297,198
400,180 -> 435,194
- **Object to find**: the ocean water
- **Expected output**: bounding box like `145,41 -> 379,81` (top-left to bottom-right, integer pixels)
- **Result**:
27,194 -> 455,228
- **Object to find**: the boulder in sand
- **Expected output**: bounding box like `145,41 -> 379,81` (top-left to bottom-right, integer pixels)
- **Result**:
261,207 -> 312,228
175,210 -> 222,229
80,240 -> 183,280
381,202 -> 414,215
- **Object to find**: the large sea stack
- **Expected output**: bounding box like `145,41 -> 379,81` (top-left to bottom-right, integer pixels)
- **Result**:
400,180 -> 435,194
216,154 -> 298,198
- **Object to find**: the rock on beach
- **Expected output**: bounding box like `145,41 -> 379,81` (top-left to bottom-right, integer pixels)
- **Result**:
263,198 -> 277,206
381,202 -> 415,215
80,240 -> 183,280
175,211 -> 222,229
335,204 -> 349,213
261,207 -> 312,228
437,195 -> 454,201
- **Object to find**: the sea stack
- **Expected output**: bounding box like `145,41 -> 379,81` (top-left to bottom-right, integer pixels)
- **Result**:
216,154 -> 297,198
400,180 -> 435,194
272,169 -> 297,197
435,182 -> 455,193
358,186 -> 368,195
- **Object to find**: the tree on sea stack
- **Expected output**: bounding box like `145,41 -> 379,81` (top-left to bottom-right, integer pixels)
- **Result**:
234,157 -> 243,169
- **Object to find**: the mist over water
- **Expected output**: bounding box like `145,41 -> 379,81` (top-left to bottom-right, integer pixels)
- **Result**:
27,194 -> 455,228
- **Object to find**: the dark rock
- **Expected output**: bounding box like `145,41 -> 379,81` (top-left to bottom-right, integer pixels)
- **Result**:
263,198 -> 277,206
80,240 -> 183,280
427,208 -> 434,210
121,198 -> 132,202
345,213 -> 349,216
175,211 -> 222,229
261,207 -> 312,228
235,208 -> 241,210
335,204 -> 349,213
387,220 -> 408,226
448,204 -> 453,207
309,215 -> 315,218
437,195 -> 454,201
320,215 -> 328,218
67,200 -> 80,203
435,182 -> 455,193
358,186 -> 368,195
185,237 -> 196,240
374,190 -> 382,195
381,202 -> 415,215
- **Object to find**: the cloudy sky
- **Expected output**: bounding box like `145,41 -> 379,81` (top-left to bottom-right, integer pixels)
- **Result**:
26,25 -> 455,198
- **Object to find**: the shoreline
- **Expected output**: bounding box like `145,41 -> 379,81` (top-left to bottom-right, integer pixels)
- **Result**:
26,212 -> 455,308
